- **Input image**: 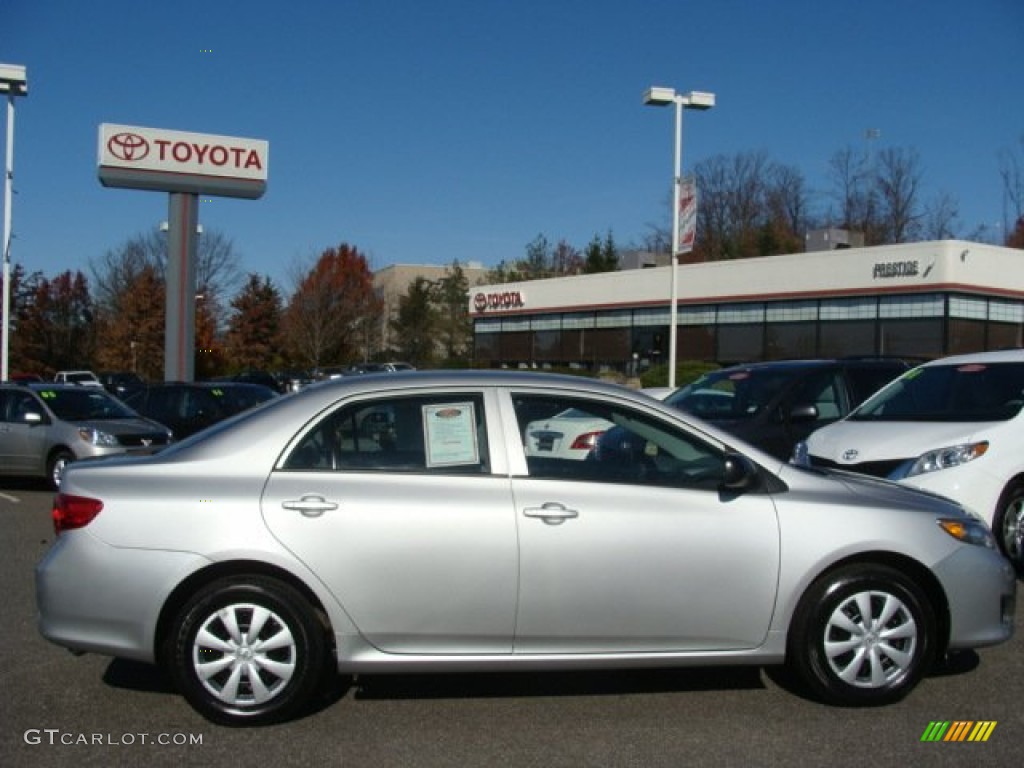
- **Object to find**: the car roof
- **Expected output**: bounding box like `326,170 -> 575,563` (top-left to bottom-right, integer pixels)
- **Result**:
712,358 -> 909,373
920,349 -> 1024,367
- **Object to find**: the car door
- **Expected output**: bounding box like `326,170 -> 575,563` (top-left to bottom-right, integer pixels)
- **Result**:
506,391 -> 781,654
0,390 -> 51,474
261,388 -> 519,654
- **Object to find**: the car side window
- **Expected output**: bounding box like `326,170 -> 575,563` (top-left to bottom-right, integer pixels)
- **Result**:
283,393 -> 489,474
790,371 -> 843,422
513,394 -> 726,490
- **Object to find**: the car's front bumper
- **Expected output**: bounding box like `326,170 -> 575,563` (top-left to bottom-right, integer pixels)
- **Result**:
932,544 -> 1016,650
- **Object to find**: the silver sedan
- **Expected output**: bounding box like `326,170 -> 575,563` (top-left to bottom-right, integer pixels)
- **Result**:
36,371 -> 1016,726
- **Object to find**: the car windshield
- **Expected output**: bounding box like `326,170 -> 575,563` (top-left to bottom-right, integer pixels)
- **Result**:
850,362 -> 1024,422
39,388 -> 139,421
665,368 -> 802,420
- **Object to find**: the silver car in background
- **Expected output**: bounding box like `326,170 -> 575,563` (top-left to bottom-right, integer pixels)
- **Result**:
36,371 -> 1015,725
0,383 -> 173,489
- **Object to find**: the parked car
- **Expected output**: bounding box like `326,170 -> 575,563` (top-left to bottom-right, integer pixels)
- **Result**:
53,370 -> 103,388
37,371 -> 1014,725
523,407 -> 613,460
124,381 -> 278,440
98,371 -> 145,400
347,361 -> 416,374
662,358 -> 912,460
0,383 -> 172,488
794,349 -> 1024,568
215,370 -> 283,393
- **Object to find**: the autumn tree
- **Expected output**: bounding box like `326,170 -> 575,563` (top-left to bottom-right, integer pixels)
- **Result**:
224,273 -> 284,371
92,264 -> 165,379
14,270 -> 95,374
282,243 -> 382,369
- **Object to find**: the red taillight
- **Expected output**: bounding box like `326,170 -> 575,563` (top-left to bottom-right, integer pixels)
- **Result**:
52,493 -> 103,535
570,431 -> 605,451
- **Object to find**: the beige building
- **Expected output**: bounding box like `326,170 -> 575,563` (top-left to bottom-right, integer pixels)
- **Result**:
373,262 -> 489,356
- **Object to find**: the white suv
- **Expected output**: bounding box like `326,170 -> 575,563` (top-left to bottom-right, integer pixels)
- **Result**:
54,370 -> 103,387
794,349 -> 1024,568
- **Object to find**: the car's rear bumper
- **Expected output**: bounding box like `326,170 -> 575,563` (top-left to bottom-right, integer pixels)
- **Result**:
35,529 -> 206,663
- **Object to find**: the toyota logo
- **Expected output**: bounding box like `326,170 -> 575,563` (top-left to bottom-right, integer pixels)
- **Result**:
473,292 -> 487,312
842,449 -> 859,462
107,132 -> 150,162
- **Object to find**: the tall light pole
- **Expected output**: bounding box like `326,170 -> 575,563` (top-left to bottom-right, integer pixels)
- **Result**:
644,86 -> 714,388
1,63 -> 27,383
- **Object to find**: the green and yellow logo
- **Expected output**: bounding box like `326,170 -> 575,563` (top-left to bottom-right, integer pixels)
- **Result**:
921,721 -> 997,742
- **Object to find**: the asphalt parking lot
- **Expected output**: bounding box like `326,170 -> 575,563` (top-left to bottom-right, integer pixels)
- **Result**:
1,480 -> 1021,768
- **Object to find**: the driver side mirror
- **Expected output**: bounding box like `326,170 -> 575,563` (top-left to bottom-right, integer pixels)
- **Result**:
721,453 -> 758,491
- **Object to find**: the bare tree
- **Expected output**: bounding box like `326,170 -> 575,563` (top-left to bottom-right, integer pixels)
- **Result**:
998,134 -> 1024,231
874,147 -> 924,243
922,191 -> 960,240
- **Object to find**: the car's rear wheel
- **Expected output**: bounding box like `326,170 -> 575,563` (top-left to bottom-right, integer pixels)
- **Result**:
47,449 -> 74,490
993,482 -> 1024,569
166,577 -> 326,726
788,564 -> 936,706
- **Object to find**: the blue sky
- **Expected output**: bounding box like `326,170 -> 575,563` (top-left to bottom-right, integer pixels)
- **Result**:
3,0 -> 1022,292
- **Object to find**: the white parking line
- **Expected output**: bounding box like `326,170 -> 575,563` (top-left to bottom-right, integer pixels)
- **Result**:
0,492 -> 21,503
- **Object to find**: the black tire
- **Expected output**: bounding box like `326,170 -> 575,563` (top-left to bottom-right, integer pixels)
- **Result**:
788,564 -> 936,706
165,577 -> 326,726
993,482 -> 1024,569
47,449 -> 74,491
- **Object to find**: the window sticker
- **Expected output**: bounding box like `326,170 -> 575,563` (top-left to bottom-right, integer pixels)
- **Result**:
423,402 -> 480,467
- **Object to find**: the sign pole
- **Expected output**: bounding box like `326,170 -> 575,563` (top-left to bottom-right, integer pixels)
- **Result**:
165,192 -> 198,382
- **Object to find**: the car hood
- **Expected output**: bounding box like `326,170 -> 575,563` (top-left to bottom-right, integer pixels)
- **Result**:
778,463 -> 968,517
69,417 -> 169,435
804,419 -> 995,464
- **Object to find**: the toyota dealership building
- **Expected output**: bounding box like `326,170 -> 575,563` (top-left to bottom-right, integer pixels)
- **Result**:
469,239 -> 1024,371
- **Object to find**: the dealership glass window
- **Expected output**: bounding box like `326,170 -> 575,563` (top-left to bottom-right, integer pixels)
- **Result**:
474,332 -> 500,362
878,294 -> 943,319
820,297 -> 877,321
765,322 -> 817,360
766,301 -> 818,323
717,304 -> 765,324
989,299 -> 1024,324
501,317 -> 532,332
679,305 -> 717,325
947,318 -> 986,355
530,314 -> 561,331
717,324 -> 764,363
559,329 -> 586,362
988,322 -> 1023,350
879,318 -> 944,358
948,296 -> 988,320
633,307 -> 671,326
562,312 -> 596,330
589,328 -> 631,362
501,331 -> 532,361
533,330 -> 561,360
595,310 -> 632,329
475,318 -> 503,334
678,325 -> 716,361
819,321 -> 876,357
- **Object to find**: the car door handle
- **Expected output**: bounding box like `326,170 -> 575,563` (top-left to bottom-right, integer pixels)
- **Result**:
282,495 -> 339,518
523,502 -> 579,525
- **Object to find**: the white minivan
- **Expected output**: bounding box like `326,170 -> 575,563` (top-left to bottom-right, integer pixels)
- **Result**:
794,349 -> 1024,568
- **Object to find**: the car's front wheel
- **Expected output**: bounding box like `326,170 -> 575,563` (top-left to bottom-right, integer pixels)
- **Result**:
993,482 -> 1024,569
788,564 -> 936,706
165,576 -> 326,726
